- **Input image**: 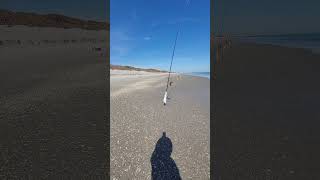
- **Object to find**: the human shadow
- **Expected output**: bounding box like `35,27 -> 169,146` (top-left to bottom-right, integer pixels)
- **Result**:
150,132 -> 181,180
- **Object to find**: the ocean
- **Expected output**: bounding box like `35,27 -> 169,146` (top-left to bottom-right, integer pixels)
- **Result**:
184,72 -> 210,79
238,33 -> 320,54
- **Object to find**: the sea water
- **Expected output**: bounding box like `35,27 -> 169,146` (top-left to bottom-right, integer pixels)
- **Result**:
238,33 -> 320,54
184,72 -> 210,79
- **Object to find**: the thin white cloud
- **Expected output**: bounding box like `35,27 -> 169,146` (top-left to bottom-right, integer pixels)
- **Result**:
185,0 -> 191,6
151,21 -> 159,28
144,36 -> 151,41
150,17 -> 200,29
112,30 -> 133,41
111,28 -> 134,57
111,45 -> 130,56
168,17 -> 200,25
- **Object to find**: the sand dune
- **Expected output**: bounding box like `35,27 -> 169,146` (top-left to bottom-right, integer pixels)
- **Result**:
0,9 -> 108,30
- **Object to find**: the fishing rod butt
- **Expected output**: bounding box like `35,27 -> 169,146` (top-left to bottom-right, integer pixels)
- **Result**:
163,91 -> 168,105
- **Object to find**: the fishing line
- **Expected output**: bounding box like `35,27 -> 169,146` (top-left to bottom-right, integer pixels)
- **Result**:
163,0 -> 191,105
165,30 -> 179,92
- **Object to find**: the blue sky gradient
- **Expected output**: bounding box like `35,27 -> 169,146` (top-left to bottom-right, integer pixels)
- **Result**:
111,0 -> 210,73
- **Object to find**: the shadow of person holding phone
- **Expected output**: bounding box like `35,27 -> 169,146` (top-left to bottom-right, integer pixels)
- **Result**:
150,132 -> 181,180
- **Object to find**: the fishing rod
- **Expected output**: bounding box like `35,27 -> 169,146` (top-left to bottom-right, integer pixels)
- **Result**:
163,30 -> 179,105
163,0 -> 190,106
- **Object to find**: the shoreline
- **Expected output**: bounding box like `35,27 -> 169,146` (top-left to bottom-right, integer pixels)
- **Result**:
231,38 -> 320,54
182,72 -> 210,79
110,69 -> 168,76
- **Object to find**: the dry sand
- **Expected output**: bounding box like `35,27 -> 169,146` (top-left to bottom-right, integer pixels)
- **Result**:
110,71 -> 210,179
0,25 -> 107,41
0,26 -> 108,179
213,43 -> 320,179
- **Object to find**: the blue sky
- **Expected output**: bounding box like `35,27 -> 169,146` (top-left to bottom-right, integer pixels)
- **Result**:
111,0 -> 210,73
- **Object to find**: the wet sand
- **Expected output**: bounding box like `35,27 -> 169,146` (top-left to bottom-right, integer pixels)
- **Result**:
213,43 -> 320,179
0,28 -> 108,179
110,71 -> 210,179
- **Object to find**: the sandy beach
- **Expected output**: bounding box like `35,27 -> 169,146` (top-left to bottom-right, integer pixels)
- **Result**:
110,70 -> 210,179
0,26 -> 108,179
213,42 -> 320,179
